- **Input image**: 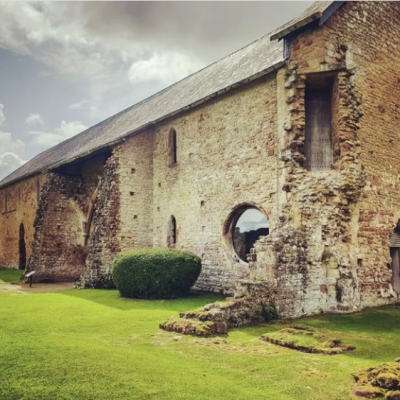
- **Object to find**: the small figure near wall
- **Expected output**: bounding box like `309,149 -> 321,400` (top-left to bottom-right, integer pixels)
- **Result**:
389,219 -> 400,294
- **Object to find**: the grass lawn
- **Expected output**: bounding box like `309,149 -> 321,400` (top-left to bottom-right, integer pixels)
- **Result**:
0,266 -> 23,283
1,270 -> 400,400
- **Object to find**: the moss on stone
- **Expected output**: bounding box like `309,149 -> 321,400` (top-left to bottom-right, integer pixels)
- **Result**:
261,326 -> 355,355
161,296 -> 277,336
353,362 -> 400,398
353,385 -> 385,398
386,390 -> 400,400
159,317 -> 227,336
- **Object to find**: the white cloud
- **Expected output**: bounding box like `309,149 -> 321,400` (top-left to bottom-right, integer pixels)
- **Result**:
128,52 -> 199,86
0,2 -> 108,78
30,120 -> 87,148
68,99 -> 91,110
0,102 -> 25,155
25,113 -> 44,126
0,101 -> 26,179
0,131 -> 25,155
0,152 -> 26,180
68,99 -> 99,115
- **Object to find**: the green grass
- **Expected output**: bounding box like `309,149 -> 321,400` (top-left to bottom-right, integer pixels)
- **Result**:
0,266 -> 23,283
1,269 -> 400,400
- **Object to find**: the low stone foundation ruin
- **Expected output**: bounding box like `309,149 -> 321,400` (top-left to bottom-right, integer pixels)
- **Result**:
160,292 -> 276,336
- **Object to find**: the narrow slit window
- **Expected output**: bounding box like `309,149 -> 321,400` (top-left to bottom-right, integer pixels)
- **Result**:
304,78 -> 333,171
169,128 -> 177,165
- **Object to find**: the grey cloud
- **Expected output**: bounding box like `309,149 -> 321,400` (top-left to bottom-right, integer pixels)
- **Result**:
0,1 -> 313,178
81,2 -> 313,64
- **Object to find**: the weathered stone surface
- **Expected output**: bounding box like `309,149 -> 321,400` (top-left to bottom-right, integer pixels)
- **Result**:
0,175 -> 47,268
78,154 -> 121,287
159,317 -> 228,336
160,294 -> 276,336
26,155 -> 106,282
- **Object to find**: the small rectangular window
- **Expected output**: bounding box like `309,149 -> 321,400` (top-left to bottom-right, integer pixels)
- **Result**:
304,76 -> 334,171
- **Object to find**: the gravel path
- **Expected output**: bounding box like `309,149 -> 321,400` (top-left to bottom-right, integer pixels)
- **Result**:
0,282 -> 75,294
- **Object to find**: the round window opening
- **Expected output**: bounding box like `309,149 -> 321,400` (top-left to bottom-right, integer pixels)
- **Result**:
232,208 -> 269,262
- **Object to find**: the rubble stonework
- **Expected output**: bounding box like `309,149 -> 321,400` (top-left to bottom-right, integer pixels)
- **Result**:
0,175 -> 47,268
27,155 -> 107,282
241,1 -> 400,316
78,154 -> 121,287
27,174 -> 89,281
160,291 -> 276,336
245,62 -> 368,317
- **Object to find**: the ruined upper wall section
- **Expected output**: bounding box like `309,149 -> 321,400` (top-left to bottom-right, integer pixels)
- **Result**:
245,1 -> 400,317
0,174 -> 47,268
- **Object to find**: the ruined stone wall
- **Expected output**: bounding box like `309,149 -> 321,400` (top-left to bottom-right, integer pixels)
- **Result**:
0,175 -> 47,268
27,174 -> 87,281
150,76 -> 280,293
247,1 -> 400,317
80,136 -> 153,286
27,155 -> 107,282
313,1 -> 400,309
81,153 -> 121,285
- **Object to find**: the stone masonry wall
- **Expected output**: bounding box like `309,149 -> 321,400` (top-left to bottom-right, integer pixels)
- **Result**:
27,174 -> 88,281
83,76 -> 281,293
117,129 -> 154,251
326,1 -> 400,308
0,174 -> 47,268
246,1 -> 400,317
151,76 -> 280,294
80,153 -> 121,285
27,155 -> 106,282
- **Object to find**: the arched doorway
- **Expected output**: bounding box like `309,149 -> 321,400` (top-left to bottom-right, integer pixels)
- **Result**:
390,220 -> 400,294
19,223 -> 26,270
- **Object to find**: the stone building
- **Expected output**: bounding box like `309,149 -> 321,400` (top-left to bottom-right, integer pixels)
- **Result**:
1,1 -> 400,317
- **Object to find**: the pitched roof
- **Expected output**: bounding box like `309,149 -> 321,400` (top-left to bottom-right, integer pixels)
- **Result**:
271,1 -> 345,41
0,35 -> 284,188
0,1 -> 344,189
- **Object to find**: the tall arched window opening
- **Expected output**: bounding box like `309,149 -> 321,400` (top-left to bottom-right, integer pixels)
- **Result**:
168,215 -> 177,247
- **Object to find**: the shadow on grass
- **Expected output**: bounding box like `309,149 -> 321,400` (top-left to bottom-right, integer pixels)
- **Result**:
0,267 -> 24,283
60,288 -> 225,313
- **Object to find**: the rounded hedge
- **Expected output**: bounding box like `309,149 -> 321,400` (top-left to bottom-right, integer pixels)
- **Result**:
112,248 -> 202,299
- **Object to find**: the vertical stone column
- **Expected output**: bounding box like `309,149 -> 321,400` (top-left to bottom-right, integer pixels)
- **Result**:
79,154 -> 121,287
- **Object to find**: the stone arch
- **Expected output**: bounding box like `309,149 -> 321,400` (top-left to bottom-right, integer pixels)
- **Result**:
28,175 -> 89,282
223,203 -> 270,264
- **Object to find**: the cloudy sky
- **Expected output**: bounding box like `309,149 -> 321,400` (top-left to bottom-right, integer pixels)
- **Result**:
0,1 -> 312,180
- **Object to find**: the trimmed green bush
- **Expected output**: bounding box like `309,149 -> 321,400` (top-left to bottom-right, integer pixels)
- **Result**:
112,248 -> 202,299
